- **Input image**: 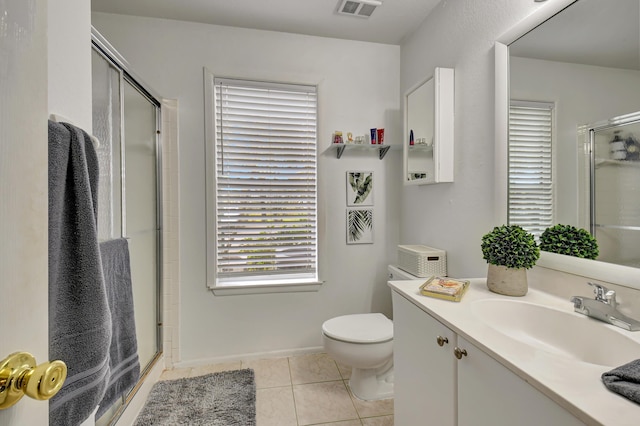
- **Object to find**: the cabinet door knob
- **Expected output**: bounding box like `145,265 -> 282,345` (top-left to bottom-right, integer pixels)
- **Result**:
454,347 -> 468,359
436,336 -> 449,346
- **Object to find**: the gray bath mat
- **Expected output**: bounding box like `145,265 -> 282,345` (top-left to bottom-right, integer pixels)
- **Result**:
134,369 -> 256,426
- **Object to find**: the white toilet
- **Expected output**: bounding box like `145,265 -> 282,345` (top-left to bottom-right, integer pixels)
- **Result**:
321,265 -> 418,401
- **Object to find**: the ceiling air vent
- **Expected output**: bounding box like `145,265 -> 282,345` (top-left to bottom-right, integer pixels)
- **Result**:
337,0 -> 382,18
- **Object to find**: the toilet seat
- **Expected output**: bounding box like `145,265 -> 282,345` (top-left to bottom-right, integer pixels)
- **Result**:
322,313 -> 393,344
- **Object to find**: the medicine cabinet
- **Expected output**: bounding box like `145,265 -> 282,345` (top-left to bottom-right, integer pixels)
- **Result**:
403,67 -> 454,185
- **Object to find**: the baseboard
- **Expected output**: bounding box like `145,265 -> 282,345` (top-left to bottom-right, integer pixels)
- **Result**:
114,354 -> 164,426
173,346 -> 325,368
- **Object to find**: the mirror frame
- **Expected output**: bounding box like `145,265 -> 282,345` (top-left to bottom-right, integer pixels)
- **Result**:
403,67 -> 454,185
494,0 -> 640,291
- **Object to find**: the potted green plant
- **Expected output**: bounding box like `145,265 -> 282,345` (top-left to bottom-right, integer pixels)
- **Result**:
538,224 -> 599,259
481,225 -> 539,296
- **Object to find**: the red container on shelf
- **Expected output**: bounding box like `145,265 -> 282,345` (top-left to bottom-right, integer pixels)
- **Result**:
333,131 -> 343,144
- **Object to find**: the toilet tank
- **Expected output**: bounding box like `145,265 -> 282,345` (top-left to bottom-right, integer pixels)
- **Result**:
388,265 -> 419,281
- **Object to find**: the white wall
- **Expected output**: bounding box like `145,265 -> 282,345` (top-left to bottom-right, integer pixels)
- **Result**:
400,1 -> 555,278
92,13 -> 401,363
48,0 -> 92,130
511,56 -> 640,227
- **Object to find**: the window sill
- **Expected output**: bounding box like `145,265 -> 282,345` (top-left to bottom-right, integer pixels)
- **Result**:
210,280 -> 324,296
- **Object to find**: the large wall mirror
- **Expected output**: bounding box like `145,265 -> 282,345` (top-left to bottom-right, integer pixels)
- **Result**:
496,0 -> 640,290
403,67 -> 454,185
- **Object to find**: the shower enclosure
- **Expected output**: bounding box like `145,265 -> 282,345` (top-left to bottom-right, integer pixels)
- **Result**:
586,111 -> 640,267
91,29 -> 162,426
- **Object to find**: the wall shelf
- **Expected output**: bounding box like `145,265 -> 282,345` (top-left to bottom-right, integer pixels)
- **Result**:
595,158 -> 640,168
331,143 -> 392,160
409,144 -> 433,153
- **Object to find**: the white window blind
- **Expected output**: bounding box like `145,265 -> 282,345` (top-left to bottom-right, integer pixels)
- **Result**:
212,78 -> 318,285
508,101 -> 554,239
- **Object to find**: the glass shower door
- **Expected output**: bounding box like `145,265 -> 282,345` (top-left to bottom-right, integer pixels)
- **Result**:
590,115 -> 640,267
92,48 -> 122,240
92,44 -> 162,426
123,79 -> 160,372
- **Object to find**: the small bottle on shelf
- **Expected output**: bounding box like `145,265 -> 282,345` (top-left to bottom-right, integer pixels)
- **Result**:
610,130 -> 626,160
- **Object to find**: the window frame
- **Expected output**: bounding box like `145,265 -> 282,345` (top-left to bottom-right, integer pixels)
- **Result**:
204,69 -> 322,295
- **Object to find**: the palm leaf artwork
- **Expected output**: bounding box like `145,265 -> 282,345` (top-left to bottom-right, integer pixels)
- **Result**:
347,209 -> 373,243
348,172 -> 373,205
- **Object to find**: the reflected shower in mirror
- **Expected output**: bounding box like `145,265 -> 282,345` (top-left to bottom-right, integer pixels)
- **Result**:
508,0 -> 640,268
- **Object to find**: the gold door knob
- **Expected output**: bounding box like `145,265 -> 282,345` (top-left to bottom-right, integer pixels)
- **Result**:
0,352 -> 67,410
436,336 -> 449,347
453,347 -> 468,360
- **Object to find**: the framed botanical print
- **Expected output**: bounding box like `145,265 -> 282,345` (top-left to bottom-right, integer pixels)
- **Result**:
346,171 -> 373,206
346,208 -> 373,244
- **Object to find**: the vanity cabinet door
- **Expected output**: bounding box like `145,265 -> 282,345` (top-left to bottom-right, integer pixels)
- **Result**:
392,292 -> 457,426
456,336 -> 584,426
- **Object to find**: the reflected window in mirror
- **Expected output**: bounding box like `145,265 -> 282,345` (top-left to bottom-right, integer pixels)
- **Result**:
508,101 -> 554,240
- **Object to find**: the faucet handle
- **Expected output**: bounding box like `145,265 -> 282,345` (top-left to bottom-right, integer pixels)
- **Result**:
604,290 -> 617,307
588,282 -> 617,306
588,282 -> 608,300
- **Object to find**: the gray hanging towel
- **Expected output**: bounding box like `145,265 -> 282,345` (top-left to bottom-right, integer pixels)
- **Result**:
602,359 -> 640,404
97,238 -> 140,418
48,120 -> 112,426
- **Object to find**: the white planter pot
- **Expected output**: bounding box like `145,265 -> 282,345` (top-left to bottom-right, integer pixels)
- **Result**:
486,264 -> 528,297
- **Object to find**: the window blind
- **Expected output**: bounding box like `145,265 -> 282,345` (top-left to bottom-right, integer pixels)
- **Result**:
508,101 -> 554,239
213,78 -> 318,282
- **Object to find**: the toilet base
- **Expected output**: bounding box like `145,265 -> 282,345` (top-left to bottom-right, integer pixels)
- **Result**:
349,359 -> 394,401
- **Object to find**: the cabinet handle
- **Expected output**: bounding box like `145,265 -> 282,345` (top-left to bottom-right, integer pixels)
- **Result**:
436,336 -> 449,347
454,347 -> 468,359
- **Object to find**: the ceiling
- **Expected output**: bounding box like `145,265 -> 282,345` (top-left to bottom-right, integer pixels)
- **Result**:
510,0 -> 640,70
91,0 -> 442,45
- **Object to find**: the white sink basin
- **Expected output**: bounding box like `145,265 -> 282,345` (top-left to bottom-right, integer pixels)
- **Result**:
470,299 -> 640,367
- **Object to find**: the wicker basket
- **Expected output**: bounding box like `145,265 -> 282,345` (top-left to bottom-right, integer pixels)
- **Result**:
397,245 -> 447,278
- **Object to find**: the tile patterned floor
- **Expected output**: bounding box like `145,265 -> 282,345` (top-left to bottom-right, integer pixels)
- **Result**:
159,353 -> 394,425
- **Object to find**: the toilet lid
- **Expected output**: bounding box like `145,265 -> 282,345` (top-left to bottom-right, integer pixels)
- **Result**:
322,313 -> 393,344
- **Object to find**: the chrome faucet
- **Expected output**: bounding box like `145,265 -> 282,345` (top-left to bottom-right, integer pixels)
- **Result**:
570,283 -> 640,331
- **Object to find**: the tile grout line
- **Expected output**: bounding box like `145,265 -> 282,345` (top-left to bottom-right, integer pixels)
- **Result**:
335,359 -> 362,423
287,356 -> 302,426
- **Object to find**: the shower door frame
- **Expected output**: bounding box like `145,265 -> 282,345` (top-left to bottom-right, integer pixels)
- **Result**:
91,27 -> 164,425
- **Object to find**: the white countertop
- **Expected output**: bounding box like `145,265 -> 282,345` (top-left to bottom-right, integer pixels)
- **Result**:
388,278 -> 640,426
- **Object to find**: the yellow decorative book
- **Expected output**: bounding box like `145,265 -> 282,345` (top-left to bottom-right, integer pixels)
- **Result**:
419,276 -> 470,302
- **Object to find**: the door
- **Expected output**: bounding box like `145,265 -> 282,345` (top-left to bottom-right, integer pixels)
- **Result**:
0,0 -> 50,424
456,336 -> 583,426
122,80 -> 160,371
391,292 -> 457,426
91,48 -> 161,373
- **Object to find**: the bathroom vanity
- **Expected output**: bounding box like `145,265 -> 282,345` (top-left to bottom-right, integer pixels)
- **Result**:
389,279 -> 640,426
